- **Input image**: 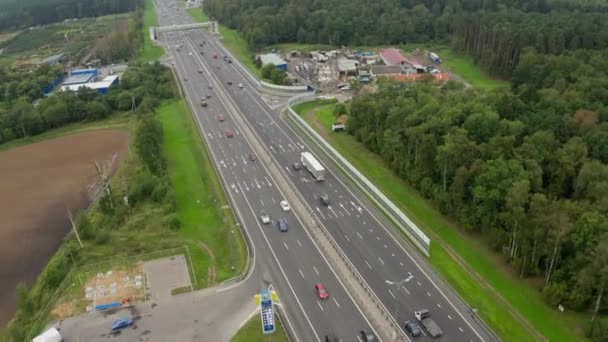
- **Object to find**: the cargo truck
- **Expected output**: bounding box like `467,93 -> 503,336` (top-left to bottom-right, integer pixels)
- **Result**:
301,152 -> 325,181
33,327 -> 62,342
415,310 -> 443,338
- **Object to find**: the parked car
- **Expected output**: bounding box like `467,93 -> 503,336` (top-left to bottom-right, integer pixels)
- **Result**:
260,211 -> 270,224
315,283 -> 329,299
280,200 -> 291,212
111,318 -> 134,331
277,217 -> 288,232
404,321 -> 422,337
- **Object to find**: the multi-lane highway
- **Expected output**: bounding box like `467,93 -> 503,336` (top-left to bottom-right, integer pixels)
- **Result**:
154,0 -> 498,341
153,1 -> 382,341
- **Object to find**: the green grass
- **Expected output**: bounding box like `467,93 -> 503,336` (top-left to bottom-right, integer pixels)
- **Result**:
432,47 -> 507,90
231,314 -> 288,342
137,0 -> 164,62
187,8 -> 262,79
158,100 -> 246,283
294,102 -> 586,342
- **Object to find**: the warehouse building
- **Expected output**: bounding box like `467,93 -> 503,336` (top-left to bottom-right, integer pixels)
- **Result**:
258,53 -> 288,71
62,68 -> 98,86
61,75 -> 119,94
337,58 -> 359,77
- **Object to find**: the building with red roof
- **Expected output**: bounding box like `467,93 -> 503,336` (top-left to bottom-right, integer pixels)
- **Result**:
379,48 -> 407,66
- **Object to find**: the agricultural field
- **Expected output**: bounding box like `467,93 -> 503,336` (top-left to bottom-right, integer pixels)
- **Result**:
0,13 -> 131,67
0,130 -> 130,325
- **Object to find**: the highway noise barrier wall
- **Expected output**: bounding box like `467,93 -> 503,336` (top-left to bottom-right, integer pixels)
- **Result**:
286,94 -> 432,257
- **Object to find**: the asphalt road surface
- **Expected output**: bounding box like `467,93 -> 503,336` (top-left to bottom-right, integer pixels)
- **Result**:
152,1 -> 380,341
154,0 -> 498,341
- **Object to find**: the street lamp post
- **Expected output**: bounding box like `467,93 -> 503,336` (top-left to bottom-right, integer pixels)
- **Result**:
385,276 -> 413,336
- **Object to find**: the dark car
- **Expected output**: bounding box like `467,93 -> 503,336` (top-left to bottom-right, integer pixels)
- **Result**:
360,330 -> 376,341
292,162 -> 302,170
404,321 -> 422,337
319,193 -> 330,206
228,81 -> 233,85
325,334 -> 339,342
277,218 -> 288,232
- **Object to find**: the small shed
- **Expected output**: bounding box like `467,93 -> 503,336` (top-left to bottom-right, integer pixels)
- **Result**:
258,53 -> 288,71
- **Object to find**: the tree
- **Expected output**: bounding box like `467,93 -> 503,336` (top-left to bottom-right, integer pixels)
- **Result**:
134,116 -> 165,175
579,234 -> 608,321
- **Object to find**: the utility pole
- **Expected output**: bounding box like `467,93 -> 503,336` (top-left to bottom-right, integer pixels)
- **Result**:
385,275 -> 414,334
67,208 -> 84,248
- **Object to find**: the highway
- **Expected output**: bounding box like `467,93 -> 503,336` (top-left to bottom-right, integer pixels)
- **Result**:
153,1 -> 379,341
154,0 -> 498,341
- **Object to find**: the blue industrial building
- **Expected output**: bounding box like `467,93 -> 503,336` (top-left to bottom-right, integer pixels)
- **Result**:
258,53 -> 288,71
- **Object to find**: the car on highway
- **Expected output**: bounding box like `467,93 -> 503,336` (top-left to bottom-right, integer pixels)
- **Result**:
319,193 -> 330,206
404,321 -> 422,337
208,84 -> 213,89
111,318 -> 133,331
324,335 -> 339,342
238,83 -> 244,88
260,211 -> 270,224
315,283 -> 329,299
277,217 -> 288,232
228,59 -> 232,64
225,130 -> 233,138
217,114 -> 225,122
292,162 -> 302,170
188,52 -> 192,56
280,200 -> 291,212
200,98 -> 207,107
198,69 -> 203,74
228,81 -> 232,85
360,330 -> 376,341
249,153 -> 257,162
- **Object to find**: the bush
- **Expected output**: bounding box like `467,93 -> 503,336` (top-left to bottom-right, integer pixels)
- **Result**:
95,230 -> 111,244
151,180 -> 169,202
129,169 -> 156,204
163,213 -> 181,230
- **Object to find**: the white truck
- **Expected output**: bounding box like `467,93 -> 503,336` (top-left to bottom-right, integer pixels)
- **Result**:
300,152 -> 325,181
415,309 -> 443,338
33,327 -> 62,342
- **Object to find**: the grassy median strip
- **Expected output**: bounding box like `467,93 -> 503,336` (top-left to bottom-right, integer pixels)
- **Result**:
158,100 -> 246,284
294,102 -> 584,342
231,314 -> 288,342
137,0 -> 164,62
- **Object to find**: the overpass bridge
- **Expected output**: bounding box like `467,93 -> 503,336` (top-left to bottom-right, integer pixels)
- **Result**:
150,21 -> 219,41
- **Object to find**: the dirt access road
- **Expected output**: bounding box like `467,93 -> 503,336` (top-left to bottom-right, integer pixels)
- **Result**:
0,130 -> 130,325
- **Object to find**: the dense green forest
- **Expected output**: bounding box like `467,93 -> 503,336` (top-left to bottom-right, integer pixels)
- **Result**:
0,0 -> 142,31
204,0 -> 608,77
346,47 -> 608,338
0,62 -> 174,144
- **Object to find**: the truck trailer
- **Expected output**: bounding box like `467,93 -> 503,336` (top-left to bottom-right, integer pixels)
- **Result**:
33,327 -> 62,342
300,152 -> 325,181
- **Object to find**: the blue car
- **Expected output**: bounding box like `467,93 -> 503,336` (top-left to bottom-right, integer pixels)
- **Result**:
111,318 -> 134,331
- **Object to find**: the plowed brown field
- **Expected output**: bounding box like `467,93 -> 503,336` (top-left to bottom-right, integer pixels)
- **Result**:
0,130 -> 130,325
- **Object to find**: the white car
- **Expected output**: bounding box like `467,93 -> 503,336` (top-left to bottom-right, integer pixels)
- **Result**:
260,211 -> 270,224
280,200 -> 291,212
188,52 -> 192,56
238,83 -> 244,88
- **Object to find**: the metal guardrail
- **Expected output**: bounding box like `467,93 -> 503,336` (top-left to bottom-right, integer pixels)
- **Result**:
285,96 -> 431,257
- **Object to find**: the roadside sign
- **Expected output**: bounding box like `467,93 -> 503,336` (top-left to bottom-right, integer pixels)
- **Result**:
260,289 -> 275,334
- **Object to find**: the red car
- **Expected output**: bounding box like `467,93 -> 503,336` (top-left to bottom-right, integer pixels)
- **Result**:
225,130 -> 233,138
315,283 -> 329,300
217,114 -> 225,122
